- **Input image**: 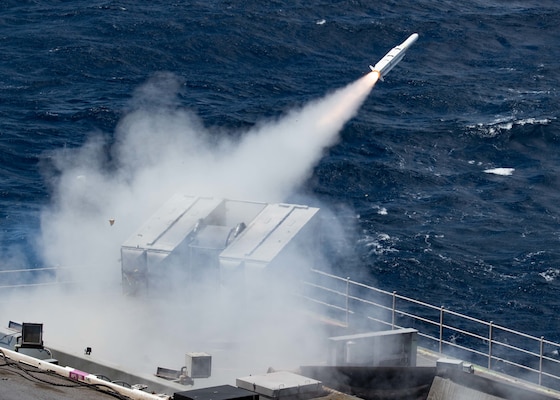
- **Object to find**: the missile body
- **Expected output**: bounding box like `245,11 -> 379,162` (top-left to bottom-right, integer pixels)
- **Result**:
369,33 -> 418,80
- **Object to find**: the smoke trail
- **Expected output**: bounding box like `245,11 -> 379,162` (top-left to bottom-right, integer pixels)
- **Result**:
217,72 -> 379,201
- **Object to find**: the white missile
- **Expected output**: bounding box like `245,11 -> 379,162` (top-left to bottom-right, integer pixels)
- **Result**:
369,33 -> 418,80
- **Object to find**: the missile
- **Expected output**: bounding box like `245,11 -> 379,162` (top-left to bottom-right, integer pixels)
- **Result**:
369,33 -> 418,80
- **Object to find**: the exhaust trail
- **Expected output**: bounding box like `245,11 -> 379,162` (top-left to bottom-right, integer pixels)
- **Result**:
316,72 -> 379,131
220,72 -> 379,201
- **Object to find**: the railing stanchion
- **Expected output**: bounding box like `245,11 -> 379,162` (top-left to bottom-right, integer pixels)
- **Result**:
539,336 -> 544,386
488,321 -> 494,369
439,306 -> 444,353
392,291 -> 397,330
345,277 -> 350,328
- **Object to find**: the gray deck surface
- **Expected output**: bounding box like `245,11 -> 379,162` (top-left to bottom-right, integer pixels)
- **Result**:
0,361 -> 125,400
4,342 -> 560,400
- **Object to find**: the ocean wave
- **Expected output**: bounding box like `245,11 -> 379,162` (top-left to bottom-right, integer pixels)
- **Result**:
466,116 -> 552,137
358,233 -> 399,256
539,268 -> 560,283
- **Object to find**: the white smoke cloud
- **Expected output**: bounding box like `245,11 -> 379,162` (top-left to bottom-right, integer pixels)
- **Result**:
8,71 -> 377,384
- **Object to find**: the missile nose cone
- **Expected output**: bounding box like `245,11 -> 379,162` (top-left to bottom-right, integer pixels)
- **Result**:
403,33 -> 419,47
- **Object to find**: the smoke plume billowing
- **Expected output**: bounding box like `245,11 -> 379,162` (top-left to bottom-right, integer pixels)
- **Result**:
6,72 -> 377,382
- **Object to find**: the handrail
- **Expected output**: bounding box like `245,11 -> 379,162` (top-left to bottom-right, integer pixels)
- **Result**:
305,268 -> 560,389
3,266 -> 560,389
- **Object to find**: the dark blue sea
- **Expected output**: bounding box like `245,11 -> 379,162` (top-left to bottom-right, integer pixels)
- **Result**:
1,0 -> 560,344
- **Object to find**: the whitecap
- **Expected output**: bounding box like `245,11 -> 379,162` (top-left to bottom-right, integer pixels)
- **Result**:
466,116 -> 552,137
539,268 -> 560,282
516,117 -> 551,126
372,205 -> 387,215
484,168 -> 514,176
358,233 -> 398,256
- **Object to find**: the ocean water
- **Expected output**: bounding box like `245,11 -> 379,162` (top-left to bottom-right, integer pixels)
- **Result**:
1,0 -> 560,343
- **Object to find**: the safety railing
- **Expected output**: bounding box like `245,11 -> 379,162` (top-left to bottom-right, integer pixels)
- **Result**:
302,268 -> 560,390
4,265 -> 560,389
0,267 -> 59,288
0,267 -> 118,300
